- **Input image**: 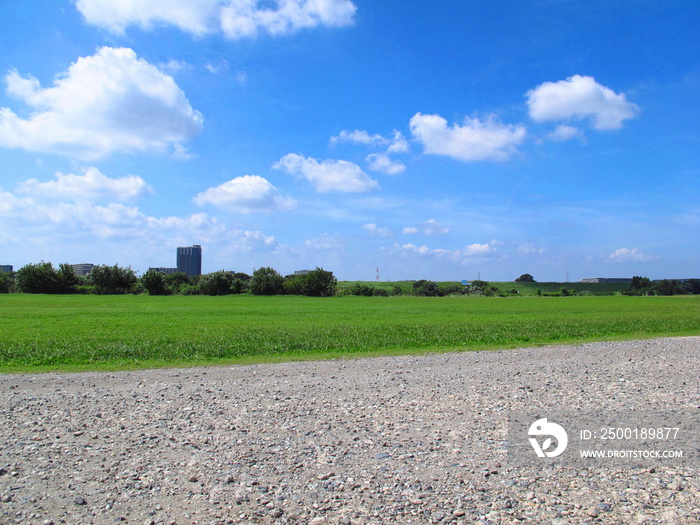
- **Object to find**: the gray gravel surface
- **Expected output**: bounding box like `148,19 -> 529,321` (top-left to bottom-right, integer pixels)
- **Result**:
1,337 -> 698,525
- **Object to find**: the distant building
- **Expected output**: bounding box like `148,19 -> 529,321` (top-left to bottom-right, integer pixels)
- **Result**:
580,277 -> 632,284
294,270 -> 310,275
177,245 -> 202,277
149,267 -> 178,275
71,263 -> 94,277
0,265 -> 12,273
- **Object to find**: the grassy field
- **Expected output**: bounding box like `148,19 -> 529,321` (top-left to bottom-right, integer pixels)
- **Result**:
338,280 -> 631,295
1,294 -> 698,373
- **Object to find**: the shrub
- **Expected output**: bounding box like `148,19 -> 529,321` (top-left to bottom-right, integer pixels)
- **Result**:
15,262 -> 79,294
250,267 -> 284,295
88,264 -> 137,295
413,280 -> 442,297
198,271 -> 235,296
141,270 -> 169,295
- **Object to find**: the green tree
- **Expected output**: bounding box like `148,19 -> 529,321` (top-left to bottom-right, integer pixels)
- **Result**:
88,264 -> 137,294
15,262 -> 64,294
302,267 -> 337,297
0,271 -> 12,293
197,271 -> 235,296
515,273 -> 536,283
141,270 -> 169,295
413,280 -> 442,297
164,272 -> 191,294
250,267 -> 284,295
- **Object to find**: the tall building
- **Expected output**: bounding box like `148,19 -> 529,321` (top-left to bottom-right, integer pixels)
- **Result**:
177,245 -> 202,277
71,263 -> 94,277
0,265 -> 12,273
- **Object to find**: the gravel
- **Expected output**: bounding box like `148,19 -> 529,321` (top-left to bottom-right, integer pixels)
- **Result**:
1,337 -> 698,525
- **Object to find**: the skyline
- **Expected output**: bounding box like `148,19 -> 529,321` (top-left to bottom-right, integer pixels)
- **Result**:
1,1 -> 698,282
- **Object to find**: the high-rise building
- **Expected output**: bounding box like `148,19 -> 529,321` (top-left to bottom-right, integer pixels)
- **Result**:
177,245 -> 202,277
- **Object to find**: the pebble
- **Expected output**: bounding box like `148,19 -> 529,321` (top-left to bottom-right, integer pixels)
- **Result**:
0,337 -> 698,524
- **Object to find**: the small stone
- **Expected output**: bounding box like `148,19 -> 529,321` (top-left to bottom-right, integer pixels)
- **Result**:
668,476 -> 683,491
188,475 -> 199,482
1,493 -> 13,503
269,508 -> 283,518
73,496 -> 87,505
453,508 -> 466,517
587,508 -> 599,518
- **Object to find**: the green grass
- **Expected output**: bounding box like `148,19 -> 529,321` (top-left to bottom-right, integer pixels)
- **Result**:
338,280 -> 631,295
1,294 -> 698,373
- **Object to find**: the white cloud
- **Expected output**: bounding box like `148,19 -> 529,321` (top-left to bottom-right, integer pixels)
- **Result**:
609,247 -> 659,263
463,241 -> 498,256
394,239 -> 501,263
365,153 -> 405,175
194,175 -> 296,213
526,75 -> 640,130
546,124 -> 584,142
172,144 -> 196,160
16,167 -> 153,202
517,242 -> 546,255
274,153 -> 379,193
75,0 -> 357,39
305,233 -> 344,251
0,47 -> 203,159
409,113 -> 526,162
362,223 -> 393,238
402,218 -> 449,236
332,129 -> 409,174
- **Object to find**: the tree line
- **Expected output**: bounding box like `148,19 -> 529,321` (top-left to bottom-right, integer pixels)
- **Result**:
0,263 -> 338,297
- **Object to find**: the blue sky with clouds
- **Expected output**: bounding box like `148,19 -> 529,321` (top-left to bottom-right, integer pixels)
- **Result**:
0,1 -> 698,281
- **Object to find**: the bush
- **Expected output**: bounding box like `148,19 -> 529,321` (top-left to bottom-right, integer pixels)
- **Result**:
349,283 -> 375,296
164,272 -> 191,295
88,264 -> 137,295
283,268 -> 337,297
250,267 -> 284,295
197,271 -> 236,296
413,280 -> 442,297
141,270 -> 169,295
0,271 -> 12,293
15,262 -> 79,294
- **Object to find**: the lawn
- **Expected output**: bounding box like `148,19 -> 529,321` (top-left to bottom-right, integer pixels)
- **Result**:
1,294 -> 698,372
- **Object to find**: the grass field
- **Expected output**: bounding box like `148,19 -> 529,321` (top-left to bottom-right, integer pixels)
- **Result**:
1,294 -> 699,373
338,280 -> 632,295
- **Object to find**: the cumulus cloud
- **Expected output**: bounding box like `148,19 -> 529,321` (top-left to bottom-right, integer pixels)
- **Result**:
16,167 -> 153,202
74,0 -> 357,39
546,124 -> 584,142
194,175 -> 296,213
395,240 -> 501,263
402,219 -> 449,236
365,153 -> 405,175
274,153 -> 379,193
409,113 -> 526,162
332,129 -> 408,174
526,75 -> 640,130
609,247 -> 659,263
331,129 -> 408,151
362,223 -> 393,238
305,233 -> 344,251
0,47 -> 203,159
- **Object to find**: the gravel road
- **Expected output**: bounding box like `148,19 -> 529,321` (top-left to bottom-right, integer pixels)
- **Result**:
1,337 -> 698,525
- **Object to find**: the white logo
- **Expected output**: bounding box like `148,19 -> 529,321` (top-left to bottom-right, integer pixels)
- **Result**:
528,418 -> 568,458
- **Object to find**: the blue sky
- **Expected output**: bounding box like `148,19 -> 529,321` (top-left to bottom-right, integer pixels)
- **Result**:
0,1 -> 698,282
